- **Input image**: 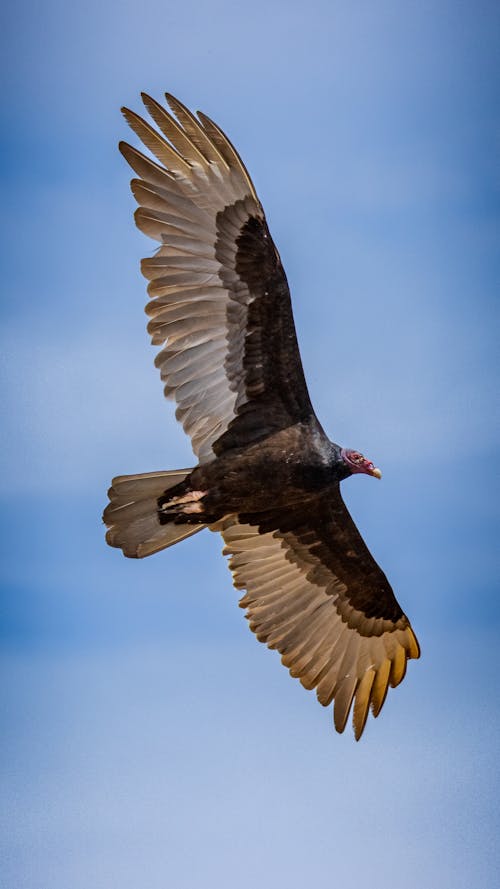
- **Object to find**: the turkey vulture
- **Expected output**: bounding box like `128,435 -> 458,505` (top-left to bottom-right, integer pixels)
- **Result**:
103,93 -> 420,739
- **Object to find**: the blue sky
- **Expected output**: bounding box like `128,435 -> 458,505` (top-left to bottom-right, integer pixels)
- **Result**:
1,1 -> 499,887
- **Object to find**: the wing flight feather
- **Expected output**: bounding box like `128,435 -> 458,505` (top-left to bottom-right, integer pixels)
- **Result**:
120,94 -> 314,462
218,494 -> 419,740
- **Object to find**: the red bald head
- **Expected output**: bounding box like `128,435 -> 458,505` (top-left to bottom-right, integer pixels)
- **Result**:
341,448 -> 382,479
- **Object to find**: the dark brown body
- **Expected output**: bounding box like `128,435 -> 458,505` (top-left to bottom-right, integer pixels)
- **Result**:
160,421 -> 346,524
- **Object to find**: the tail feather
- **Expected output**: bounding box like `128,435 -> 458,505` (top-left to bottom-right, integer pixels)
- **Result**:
103,468 -> 205,558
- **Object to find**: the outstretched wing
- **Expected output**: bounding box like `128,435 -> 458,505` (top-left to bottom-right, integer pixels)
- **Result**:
120,93 -> 315,463
219,491 -> 419,739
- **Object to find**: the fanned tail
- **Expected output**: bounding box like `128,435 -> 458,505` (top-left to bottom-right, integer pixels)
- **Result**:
103,469 -> 205,558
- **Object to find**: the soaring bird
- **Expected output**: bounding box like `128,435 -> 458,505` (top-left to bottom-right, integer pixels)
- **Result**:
103,93 -> 420,739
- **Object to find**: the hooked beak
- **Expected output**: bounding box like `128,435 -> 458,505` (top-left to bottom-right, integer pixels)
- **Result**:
370,467 -> 382,479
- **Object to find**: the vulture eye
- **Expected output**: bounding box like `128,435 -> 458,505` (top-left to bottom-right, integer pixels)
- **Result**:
352,452 -> 363,463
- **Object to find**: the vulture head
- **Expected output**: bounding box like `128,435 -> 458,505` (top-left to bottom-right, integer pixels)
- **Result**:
341,448 -> 382,479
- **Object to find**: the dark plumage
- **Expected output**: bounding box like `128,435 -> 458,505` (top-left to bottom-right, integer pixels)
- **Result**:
103,93 -> 419,739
